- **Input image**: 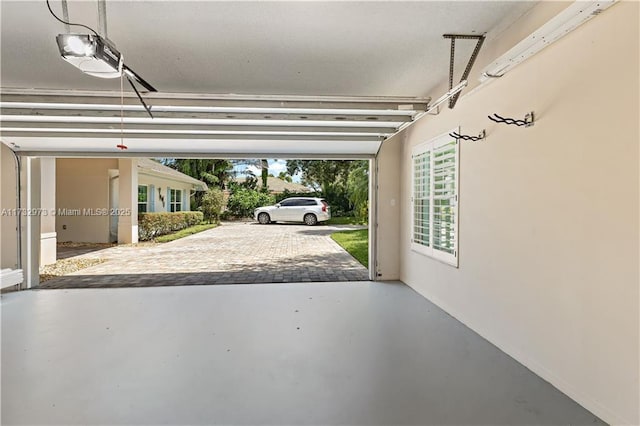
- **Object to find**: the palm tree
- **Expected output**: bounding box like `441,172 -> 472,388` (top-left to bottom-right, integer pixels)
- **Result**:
165,159 -> 233,189
260,159 -> 269,189
278,171 -> 293,183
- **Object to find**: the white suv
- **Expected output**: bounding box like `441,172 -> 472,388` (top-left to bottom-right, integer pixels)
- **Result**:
254,197 -> 331,226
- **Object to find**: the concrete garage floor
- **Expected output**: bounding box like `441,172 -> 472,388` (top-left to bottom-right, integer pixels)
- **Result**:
41,222 -> 369,288
1,281 -> 602,425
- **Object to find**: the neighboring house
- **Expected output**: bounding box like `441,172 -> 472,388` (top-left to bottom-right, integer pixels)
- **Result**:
55,158 -> 207,248
233,176 -> 311,194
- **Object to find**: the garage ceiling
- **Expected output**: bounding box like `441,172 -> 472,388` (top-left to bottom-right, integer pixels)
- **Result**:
0,1 -> 538,156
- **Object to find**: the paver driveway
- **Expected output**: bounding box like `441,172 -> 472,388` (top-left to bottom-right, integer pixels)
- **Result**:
40,221 -> 369,288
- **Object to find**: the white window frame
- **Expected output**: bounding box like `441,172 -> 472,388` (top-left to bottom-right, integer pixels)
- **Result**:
137,185 -> 148,213
411,129 -> 459,267
170,189 -> 182,212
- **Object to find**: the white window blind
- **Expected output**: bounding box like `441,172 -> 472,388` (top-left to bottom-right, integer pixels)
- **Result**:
411,131 -> 459,266
413,150 -> 430,248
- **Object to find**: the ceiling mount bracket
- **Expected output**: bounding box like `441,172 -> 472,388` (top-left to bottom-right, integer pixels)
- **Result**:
443,34 -> 485,109
97,0 -> 108,39
426,105 -> 440,116
60,0 -> 70,33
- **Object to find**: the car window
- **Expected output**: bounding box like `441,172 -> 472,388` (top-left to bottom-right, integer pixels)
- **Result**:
281,199 -> 317,207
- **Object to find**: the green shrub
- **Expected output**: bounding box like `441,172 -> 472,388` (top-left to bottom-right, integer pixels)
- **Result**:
138,211 -> 204,241
226,187 -> 275,218
199,188 -> 224,223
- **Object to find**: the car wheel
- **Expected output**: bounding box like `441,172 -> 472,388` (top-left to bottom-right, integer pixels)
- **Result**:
303,213 -> 318,226
258,212 -> 271,224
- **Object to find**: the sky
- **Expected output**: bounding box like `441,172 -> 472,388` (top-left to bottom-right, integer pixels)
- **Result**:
233,159 -> 301,183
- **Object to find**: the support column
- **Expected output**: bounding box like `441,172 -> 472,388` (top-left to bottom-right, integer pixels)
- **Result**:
21,157 -> 41,288
40,157 -> 57,266
117,159 -> 138,244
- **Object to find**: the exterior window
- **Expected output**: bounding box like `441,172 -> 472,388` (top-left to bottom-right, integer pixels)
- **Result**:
138,185 -> 148,213
411,131 -> 459,266
170,189 -> 182,212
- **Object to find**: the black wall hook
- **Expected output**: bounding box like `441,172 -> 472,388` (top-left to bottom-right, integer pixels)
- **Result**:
488,111 -> 534,127
450,130 -> 486,142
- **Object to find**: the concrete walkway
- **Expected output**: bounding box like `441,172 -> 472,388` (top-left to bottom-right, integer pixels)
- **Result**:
40,222 -> 369,288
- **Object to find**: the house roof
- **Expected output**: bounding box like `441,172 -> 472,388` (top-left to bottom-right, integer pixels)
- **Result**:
234,176 -> 311,193
137,158 -> 208,191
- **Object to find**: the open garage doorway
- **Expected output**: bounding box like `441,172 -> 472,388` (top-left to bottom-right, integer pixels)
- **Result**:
1,89 -> 416,290
37,157 -> 373,289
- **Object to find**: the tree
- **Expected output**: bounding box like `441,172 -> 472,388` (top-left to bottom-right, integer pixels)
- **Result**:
286,160 -> 352,193
278,171 -> 293,182
163,159 -> 233,189
162,159 -> 233,210
347,161 -> 369,222
260,159 -> 269,189
230,170 -> 258,190
286,160 -> 365,216
199,188 -> 224,223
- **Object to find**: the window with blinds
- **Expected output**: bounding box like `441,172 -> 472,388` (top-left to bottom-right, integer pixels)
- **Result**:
411,131 -> 459,266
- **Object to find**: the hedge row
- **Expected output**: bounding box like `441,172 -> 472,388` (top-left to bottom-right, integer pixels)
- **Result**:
138,211 -> 204,241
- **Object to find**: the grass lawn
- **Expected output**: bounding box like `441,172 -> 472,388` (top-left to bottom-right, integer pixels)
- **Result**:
326,216 -> 367,225
331,229 -> 368,268
154,223 -> 218,243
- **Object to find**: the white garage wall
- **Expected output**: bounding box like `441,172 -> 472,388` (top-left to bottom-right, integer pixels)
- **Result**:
396,2 -> 638,424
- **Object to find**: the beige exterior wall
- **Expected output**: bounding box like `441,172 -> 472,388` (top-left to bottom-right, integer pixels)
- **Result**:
375,135 -> 402,280
56,158 -> 118,243
393,2 -> 638,424
1,143 -> 19,269
56,159 -> 199,243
